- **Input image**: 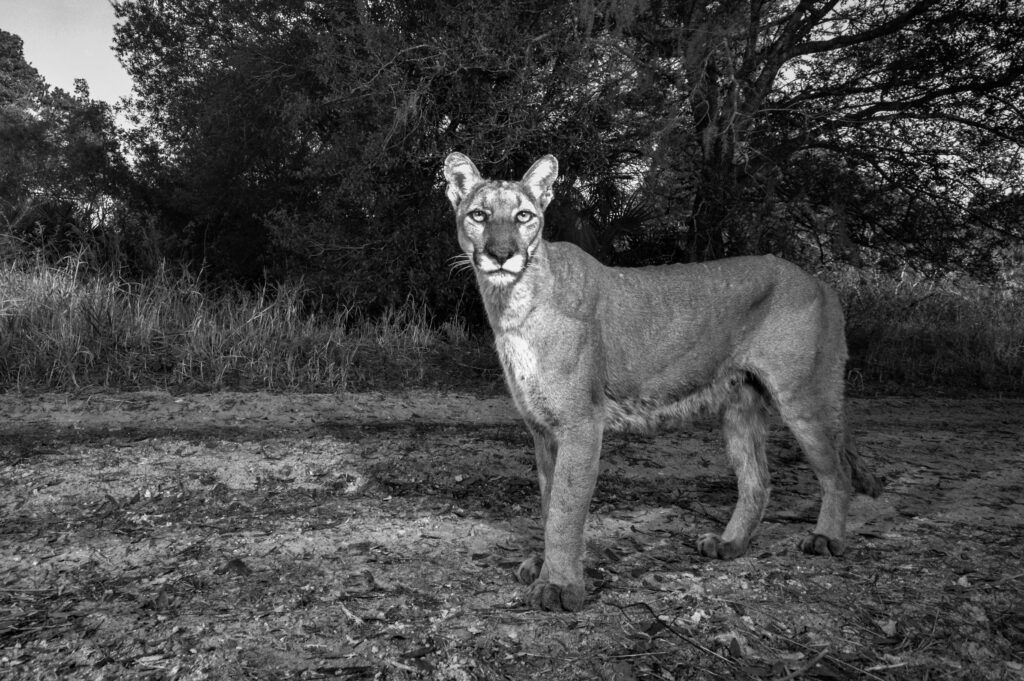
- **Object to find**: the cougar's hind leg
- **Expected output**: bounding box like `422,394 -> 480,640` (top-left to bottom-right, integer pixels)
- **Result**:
516,422 -> 556,585
697,382 -> 770,559
843,428 -> 883,498
778,397 -> 853,557
774,279 -> 862,556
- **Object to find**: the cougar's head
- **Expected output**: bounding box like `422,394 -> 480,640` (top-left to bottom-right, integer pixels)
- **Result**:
444,153 -> 558,287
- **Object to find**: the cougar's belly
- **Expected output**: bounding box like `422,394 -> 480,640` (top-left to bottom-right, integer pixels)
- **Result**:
603,371 -> 748,434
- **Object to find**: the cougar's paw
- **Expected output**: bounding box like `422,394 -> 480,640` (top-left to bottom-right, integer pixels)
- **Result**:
799,533 -> 846,557
515,555 -> 543,585
696,533 -> 747,560
524,579 -> 586,612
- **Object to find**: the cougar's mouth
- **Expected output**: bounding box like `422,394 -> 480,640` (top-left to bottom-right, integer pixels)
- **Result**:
475,251 -> 526,285
483,271 -> 517,287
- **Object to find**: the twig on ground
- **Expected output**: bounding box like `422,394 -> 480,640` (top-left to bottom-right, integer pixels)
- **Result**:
339,602 -> 365,625
994,572 -> 1024,586
772,647 -> 829,680
766,625 -> 888,681
609,600 -> 735,667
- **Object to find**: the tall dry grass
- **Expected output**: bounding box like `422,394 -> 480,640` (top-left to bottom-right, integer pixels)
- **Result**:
0,256 -> 487,392
836,270 -> 1024,394
1,256 -> 1020,394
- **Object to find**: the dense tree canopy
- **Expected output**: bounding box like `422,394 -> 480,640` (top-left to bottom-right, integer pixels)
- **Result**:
0,29 -> 133,266
111,0 -> 662,310
591,0 -> 1024,271
4,2 -> 1023,316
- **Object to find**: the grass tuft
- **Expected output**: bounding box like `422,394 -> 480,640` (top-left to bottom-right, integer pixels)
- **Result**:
835,270 -> 1024,394
0,255 -> 496,393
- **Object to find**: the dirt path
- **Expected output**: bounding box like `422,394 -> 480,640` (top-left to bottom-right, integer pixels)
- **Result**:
1,391 -> 1022,680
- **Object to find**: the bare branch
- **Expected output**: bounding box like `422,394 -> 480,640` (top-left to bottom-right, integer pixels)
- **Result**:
792,0 -> 943,58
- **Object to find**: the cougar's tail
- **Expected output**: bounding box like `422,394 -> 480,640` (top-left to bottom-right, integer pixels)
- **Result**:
843,431 -> 883,497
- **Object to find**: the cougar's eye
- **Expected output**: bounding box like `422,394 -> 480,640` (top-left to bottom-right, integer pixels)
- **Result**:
515,210 -> 535,224
467,209 -> 487,223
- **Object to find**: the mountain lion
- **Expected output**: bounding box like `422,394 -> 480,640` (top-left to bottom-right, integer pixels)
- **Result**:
443,152 -> 882,612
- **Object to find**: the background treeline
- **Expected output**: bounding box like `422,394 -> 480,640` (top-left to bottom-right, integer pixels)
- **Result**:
1,0 -> 1023,392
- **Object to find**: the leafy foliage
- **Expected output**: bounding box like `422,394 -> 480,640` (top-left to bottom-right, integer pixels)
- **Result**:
111,0 -> 661,312
4,2 -> 1024,317
597,0 -> 1024,272
0,30 -> 134,268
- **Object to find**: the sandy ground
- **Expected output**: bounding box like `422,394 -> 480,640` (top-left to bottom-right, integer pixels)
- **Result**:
1,390 -> 1022,680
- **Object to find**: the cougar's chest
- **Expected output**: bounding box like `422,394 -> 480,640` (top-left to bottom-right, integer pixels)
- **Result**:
495,333 -> 552,424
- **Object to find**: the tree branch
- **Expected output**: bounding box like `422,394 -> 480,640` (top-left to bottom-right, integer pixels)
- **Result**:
792,0 -> 942,58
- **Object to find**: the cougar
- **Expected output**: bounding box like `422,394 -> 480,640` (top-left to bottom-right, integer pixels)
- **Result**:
443,152 -> 881,611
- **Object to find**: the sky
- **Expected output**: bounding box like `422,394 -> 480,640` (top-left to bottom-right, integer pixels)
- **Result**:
1,0 -> 134,104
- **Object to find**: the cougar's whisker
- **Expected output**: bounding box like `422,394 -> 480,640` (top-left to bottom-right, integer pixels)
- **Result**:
448,253 -> 474,275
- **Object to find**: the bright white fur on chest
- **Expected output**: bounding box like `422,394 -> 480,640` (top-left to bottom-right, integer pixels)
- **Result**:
496,333 -> 538,386
495,333 -> 545,416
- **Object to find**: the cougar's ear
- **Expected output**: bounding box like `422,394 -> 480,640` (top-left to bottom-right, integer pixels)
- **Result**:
521,155 -> 558,211
444,153 -> 483,209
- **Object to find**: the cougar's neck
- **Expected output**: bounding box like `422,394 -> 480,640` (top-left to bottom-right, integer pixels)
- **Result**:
477,240 -> 551,334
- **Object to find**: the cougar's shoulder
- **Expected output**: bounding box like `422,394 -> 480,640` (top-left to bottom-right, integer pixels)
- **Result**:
537,241 -> 607,314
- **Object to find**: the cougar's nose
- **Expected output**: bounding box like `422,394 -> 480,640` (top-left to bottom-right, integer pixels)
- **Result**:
484,240 -> 516,265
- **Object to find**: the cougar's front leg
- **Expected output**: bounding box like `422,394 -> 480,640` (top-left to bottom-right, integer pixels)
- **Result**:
523,417 -> 602,612
515,423 -> 555,586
